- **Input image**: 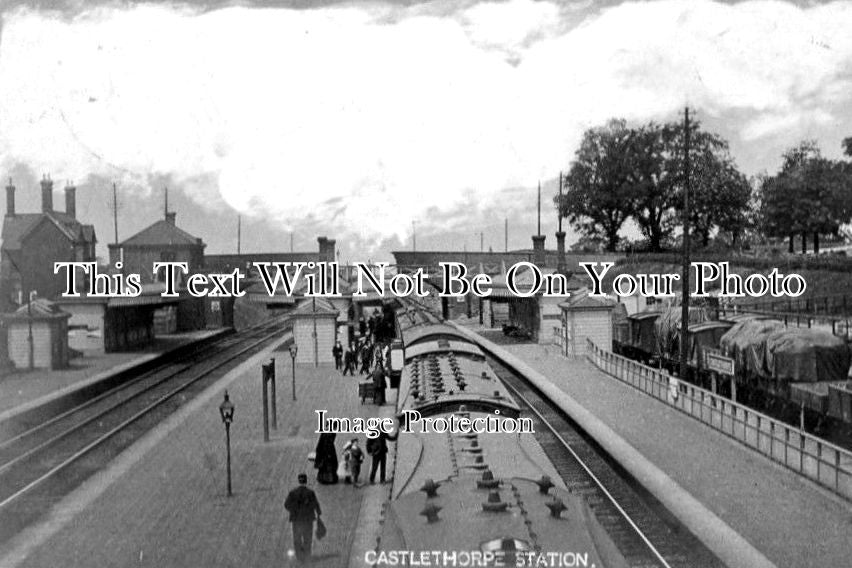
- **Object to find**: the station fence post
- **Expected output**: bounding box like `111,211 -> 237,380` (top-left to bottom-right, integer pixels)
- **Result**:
269,358 -> 277,431
262,360 -> 275,442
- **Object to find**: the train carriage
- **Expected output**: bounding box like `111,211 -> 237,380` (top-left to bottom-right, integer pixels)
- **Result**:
622,311 -> 662,364
610,298 -> 852,442
384,304 -> 630,566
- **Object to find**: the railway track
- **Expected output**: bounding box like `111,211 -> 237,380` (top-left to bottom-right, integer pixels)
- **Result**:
0,317 -> 290,546
396,299 -> 723,567
487,355 -> 724,568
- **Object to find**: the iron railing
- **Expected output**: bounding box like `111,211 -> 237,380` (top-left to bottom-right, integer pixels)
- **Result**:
586,340 -> 852,501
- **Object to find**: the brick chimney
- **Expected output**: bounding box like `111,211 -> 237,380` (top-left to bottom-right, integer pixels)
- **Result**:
65,183 -> 76,218
165,211 -> 176,225
5,178 -> 14,217
317,236 -> 336,262
532,235 -> 546,267
555,230 -> 566,272
41,175 -> 53,212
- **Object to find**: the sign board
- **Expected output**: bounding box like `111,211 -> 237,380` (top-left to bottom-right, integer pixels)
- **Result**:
704,348 -> 735,376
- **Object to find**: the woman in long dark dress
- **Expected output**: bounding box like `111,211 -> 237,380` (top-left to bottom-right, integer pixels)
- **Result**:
314,433 -> 339,484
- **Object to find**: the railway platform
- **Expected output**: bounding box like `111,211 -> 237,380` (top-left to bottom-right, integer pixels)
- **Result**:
460,327 -> 852,568
0,328 -> 230,418
0,336 -> 396,568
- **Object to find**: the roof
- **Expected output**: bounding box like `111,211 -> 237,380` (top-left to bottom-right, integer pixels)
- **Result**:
682,321 -> 734,333
204,253 -> 320,273
291,297 -> 339,316
558,289 -> 617,311
400,323 -> 473,347
2,211 -> 96,250
118,218 -> 203,247
1,214 -> 40,250
53,283 -> 184,308
628,310 -> 663,321
488,268 -> 548,300
3,298 -> 70,320
384,477 -> 608,563
404,340 -> 483,361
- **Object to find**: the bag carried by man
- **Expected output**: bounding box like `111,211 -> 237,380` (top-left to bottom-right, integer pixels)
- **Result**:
315,517 -> 327,540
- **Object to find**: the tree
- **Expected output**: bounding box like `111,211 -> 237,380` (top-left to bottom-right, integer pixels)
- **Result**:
557,119 -> 641,252
559,117 -> 752,253
759,171 -> 803,253
760,141 -> 852,254
623,123 -> 677,252
624,119 -> 751,251
673,125 -> 752,248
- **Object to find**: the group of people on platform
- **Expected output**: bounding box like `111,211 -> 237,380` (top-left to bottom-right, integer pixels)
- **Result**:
332,310 -> 390,407
285,309 -> 396,563
286,430 -> 395,562
333,339 -> 379,376
312,430 -> 395,487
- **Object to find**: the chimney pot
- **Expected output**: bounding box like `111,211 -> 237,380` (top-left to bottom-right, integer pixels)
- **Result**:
65,184 -> 76,218
5,178 -> 14,217
165,211 -> 176,225
41,176 -> 54,212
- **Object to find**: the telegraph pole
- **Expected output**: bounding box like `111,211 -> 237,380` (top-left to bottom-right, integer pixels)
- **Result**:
237,215 -> 241,255
680,107 -> 691,379
312,296 -> 318,368
504,218 -> 508,252
112,183 -> 119,244
537,181 -> 541,236
412,221 -> 417,252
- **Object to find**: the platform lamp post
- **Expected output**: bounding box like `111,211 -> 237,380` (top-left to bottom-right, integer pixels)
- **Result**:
289,344 -> 298,401
218,391 -> 235,497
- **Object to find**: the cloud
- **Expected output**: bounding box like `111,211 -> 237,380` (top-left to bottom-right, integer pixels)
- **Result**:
1,0 -> 851,250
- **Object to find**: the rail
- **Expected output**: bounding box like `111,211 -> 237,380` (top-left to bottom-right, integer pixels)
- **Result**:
585,340 -> 852,501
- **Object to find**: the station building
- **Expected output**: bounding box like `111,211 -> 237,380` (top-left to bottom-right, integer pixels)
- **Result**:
558,290 -> 619,358
289,297 -> 339,366
1,177 -> 96,368
1,177 -> 97,312
108,208 -> 207,334
54,283 -> 182,352
2,298 -> 71,370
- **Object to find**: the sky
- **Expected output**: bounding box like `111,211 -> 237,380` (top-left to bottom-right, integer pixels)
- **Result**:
1,0 -> 851,262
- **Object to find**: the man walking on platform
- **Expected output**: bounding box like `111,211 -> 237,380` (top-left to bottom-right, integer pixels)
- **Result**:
332,341 -> 343,371
284,473 -> 323,563
342,344 -> 356,376
371,364 -> 386,405
360,344 -> 373,375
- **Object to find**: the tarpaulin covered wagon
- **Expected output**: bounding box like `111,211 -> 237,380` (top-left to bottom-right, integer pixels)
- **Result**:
719,319 -> 786,379
654,306 -> 710,365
